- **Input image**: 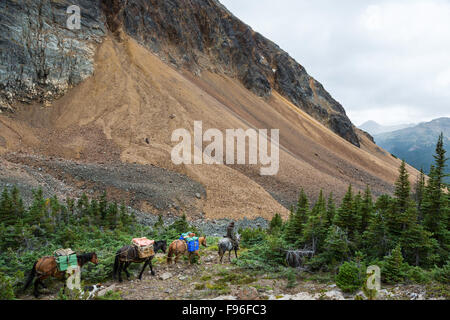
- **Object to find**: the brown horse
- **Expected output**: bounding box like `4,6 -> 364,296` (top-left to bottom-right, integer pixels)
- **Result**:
167,237 -> 207,265
113,240 -> 167,282
23,252 -> 98,298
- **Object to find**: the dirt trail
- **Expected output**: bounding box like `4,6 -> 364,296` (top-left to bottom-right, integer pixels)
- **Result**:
21,246 -> 446,301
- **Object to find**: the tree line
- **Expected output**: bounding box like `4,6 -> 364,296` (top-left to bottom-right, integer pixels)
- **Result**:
239,133 -> 449,287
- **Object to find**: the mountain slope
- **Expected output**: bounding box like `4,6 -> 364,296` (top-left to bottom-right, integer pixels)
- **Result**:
374,118 -> 450,181
359,120 -> 415,136
0,0 -> 421,219
1,0 -> 359,147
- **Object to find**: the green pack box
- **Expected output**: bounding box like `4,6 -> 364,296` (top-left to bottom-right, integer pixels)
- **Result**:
56,254 -> 78,272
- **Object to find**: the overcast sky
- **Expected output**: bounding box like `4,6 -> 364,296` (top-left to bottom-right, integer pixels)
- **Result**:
220,0 -> 450,126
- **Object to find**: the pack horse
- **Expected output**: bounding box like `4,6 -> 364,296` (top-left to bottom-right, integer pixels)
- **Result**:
167,234 -> 207,264
23,251 -> 98,298
113,238 -> 167,282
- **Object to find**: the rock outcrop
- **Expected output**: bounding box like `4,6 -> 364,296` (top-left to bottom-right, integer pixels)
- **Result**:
0,0 -> 105,110
0,0 -> 359,146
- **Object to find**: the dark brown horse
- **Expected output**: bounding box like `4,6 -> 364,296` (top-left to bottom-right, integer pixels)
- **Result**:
23,252 -> 98,298
113,240 -> 167,282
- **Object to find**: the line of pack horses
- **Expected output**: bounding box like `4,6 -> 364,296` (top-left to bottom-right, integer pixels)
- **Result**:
23,234 -> 240,297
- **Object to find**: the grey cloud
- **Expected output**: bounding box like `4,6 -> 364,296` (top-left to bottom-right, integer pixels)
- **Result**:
220,0 -> 450,126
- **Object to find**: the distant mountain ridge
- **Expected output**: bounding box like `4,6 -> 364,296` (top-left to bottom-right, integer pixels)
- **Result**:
359,120 -> 415,136
374,117 -> 450,182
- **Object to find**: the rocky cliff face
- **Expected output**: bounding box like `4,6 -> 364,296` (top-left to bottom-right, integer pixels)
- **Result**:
0,0 -> 105,110
0,0 -> 360,147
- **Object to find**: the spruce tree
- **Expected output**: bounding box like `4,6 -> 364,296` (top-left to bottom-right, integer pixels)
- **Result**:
269,213 -> 283,234
320,225 -> 350,269
0,188 -> 13,225
334,185 -> 358,240
359,185 -> 374,234
422,133 -> 449,263
382,244 -> 406,284
303,190 -> 326,252
414,168 -> 426,221
283,189 -> 309,246
399,202 -> 434,267
394,160 -> 411,214
362,195 -> 390,259
325,192 -> 336,229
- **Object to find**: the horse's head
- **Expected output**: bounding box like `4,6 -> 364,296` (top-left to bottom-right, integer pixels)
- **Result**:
90,252 -> 99,265
200,236 -> 207,247
156,240 -> 167,253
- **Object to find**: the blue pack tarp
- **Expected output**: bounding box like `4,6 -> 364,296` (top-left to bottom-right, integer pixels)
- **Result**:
187,239 -> 199,252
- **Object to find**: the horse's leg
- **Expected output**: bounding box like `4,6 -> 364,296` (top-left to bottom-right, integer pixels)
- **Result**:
123,262 -> 131,280
118,261 -> 123,282
194,252 -> 200,264
167,248 -> 172,265
229,250 -> 232,262
149,258 -> 155,276
219,249 -> 223,264
33,278 -> 40,298
139,260 -> 150,280
235,248 -> 238,259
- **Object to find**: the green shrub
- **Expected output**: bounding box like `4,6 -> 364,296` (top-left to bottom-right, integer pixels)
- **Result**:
335,262 -> 363,293
431,261 -> 450,284
269,213 -> 283,234
239,227 -> 267,248
235,235 -> 287,272
282,268 -> 297,288
382,245 -> 407,284
0,271 -> 15,300
406,266 -> 431,284
95,290 -> 122,300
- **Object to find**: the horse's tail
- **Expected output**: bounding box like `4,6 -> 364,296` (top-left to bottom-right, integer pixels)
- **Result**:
113,251 -> 120,280
23,261 -> 37,291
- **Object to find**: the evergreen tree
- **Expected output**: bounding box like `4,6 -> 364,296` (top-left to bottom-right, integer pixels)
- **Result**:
283,189 -> 309,246
154,214 -> 164,229
26,189 -> 46,226
359,185 -> 374,234
334,185 -> 358,240
394,160 -> 411,214
382,244 -> 407,284
99,191 -> 108,221
0,188 -> 13,225
283,209 -> 297,244
325,192 -> 336,229
303,190 -> 327,252
170,213 -> 190,234
10,186 -> 24,222
362,195 -> 390,259
414,168 -> 426,219
399,202 -> 434,267
269,213 -> 283,234
319,225 -> 351,269
422,133 -> 449,263
336,261 -> 363,293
